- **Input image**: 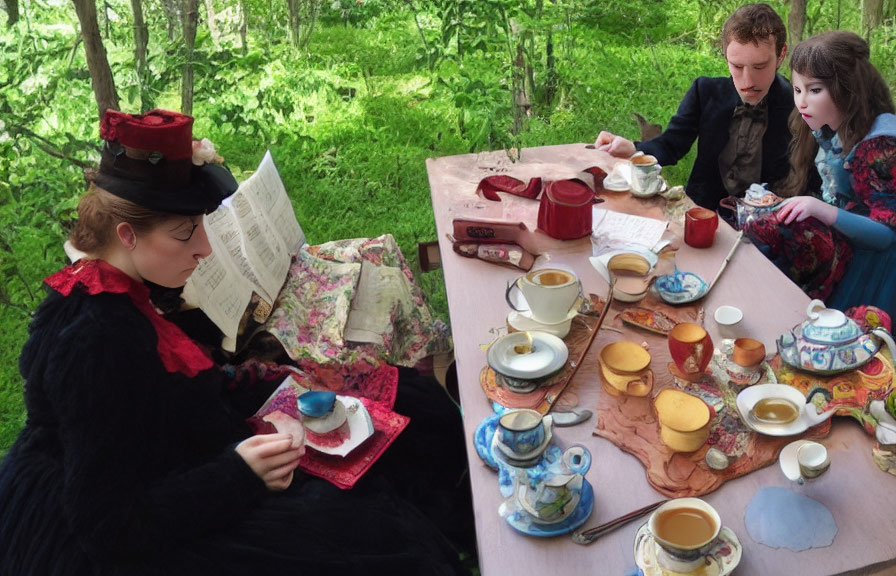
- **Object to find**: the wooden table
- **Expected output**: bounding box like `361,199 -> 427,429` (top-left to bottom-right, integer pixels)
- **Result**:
426,144 -> 896,576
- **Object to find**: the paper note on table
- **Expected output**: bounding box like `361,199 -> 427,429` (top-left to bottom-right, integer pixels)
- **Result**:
591,207 -> 668,254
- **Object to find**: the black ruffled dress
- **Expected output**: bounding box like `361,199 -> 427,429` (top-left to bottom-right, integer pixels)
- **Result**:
0,260 -> 475,576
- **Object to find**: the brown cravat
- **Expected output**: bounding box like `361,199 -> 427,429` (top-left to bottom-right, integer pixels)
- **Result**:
719,100 -> 769,196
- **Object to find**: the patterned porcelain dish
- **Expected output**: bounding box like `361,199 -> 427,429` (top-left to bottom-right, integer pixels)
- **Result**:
655,270 -> 708,305
777,300 -> 896,375
634,523 -> 742,576
487,331 -> 569,389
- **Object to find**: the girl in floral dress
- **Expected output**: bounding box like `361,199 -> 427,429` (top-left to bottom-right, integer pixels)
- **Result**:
744,31 -> 896,318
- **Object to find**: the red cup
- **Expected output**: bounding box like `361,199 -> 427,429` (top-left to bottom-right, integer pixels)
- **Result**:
684,207 -> 719,248
668,322 -> 714,381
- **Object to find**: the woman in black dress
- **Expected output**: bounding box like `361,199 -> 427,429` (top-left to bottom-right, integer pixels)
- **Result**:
0,109 -> 475,576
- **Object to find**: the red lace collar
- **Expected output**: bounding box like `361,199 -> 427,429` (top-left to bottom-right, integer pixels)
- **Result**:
46,260 -> 214,377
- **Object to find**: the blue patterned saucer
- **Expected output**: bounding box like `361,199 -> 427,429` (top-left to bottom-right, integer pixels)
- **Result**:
473,414 -> 500,470
499,479 -> 594,537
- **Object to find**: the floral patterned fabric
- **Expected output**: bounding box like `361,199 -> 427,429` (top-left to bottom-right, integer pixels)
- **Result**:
744,115 -> 896,303
261,234 -> 452,373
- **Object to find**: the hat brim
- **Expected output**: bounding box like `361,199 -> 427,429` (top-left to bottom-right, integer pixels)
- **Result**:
95,162 -> 238,215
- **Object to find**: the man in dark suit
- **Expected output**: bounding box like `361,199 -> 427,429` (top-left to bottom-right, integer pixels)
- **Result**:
597,3 -> 793,210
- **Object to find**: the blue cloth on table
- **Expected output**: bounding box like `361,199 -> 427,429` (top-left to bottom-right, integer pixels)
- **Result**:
744,486 -> 837,551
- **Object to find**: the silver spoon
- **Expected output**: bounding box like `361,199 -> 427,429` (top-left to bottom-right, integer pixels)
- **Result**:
551,409 -> 592,427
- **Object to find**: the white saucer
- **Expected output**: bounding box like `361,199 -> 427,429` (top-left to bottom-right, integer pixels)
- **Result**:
630,177 -> 669,199
602,177 -> 630,192
779,439 -> 812,482
487,331 -> 569,381
304,395 -> 374,457
507,311 -> 573,338
735,384 -> 835,437
634,523 -> 742,576
302,399 -> 347,434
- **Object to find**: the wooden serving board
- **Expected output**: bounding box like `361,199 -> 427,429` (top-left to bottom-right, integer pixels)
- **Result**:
594,351 -> 832,498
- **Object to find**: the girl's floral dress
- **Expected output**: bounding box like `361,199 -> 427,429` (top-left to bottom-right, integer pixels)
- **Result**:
744,114 -> 896,316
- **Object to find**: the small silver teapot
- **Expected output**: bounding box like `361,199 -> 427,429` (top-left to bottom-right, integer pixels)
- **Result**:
777,300 -> 896,375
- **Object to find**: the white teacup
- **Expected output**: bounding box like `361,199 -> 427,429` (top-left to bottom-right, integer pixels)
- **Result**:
631,154 -> 662,195
797,442 -> 831,482
648,497 -> 722,572
506,267 -> 580,325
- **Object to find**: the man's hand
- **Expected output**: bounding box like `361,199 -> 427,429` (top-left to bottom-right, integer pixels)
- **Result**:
596,131 -> 637,158
236,433 -> 304,491
775,197 -> 838,226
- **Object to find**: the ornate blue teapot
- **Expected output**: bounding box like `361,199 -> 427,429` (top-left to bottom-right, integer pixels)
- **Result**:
777,300 -> 896,375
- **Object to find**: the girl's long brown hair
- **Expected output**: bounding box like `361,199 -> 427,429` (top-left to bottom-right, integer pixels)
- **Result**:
778,30 -> 894,197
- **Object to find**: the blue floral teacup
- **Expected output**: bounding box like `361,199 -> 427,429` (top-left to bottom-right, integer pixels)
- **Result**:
497,409 -> 551,458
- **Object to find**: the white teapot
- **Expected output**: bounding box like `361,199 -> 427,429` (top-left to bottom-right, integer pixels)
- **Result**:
777,300 -> 896,375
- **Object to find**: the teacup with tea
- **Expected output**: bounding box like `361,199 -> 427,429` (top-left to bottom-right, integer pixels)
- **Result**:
630,154 -> 662,196
505,267 -> 581,325
648,497 -> 722,572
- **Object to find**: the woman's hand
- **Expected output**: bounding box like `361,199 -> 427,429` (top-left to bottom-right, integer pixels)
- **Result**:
236,433 -> 305,491
595,131 -> 637,157
776,196 -> 839,226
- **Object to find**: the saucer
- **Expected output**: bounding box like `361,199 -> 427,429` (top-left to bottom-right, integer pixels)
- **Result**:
630,177 -> 669,199
494,371 -> 542,394
473,414 -> 501,470
634,523 -> 742,576
779,439 -> 812,482
655,271 -> 708,305
717,354 -> 764,386
602,171 -> 630,192
492,422 -> 553,466
499,478 -> 594,537
487,331 -> 569,381
303,395 -> 374,457
507,310 -> 573,339
302,398 -> 348,434
736,384 -> 833,437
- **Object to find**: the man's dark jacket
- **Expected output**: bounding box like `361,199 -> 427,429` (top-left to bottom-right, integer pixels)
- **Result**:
637,73 -> 795,210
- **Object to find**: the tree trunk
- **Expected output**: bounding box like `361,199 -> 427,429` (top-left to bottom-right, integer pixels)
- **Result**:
181,0 -> 198,115
204,0 -> 221,49
285,0 -> 320,49
6,0 -> 20,27
162,0 -> 180,41
238,0 -> 248,55
286,0 -> 299,46
129,0 -> 151,111
71,0 -> 119,119
787,0 -> 807,59
862,0 -> 883,43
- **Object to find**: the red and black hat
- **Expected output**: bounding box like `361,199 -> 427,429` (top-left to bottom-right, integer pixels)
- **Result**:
95,109 -> 237,215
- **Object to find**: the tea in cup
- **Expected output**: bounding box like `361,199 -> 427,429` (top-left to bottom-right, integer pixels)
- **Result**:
505,267 -> 580,325
496,409 -> 551,459
797,441 -> 830,481
750,396 -> 800,425
631,154 -> 661,195
648,497 -> 721,572
684,207 -> 719,248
